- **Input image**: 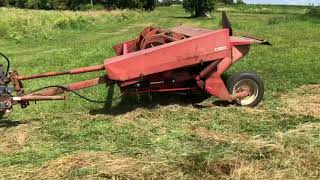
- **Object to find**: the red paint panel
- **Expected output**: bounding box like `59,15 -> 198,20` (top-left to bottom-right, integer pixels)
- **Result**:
205,73 -> 231,101
105,29 -> 230,81
113,38 -> 139,56
204,57 -> 232,101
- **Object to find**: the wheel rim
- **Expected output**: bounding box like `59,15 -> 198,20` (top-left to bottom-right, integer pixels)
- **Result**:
232,79 -> 259,106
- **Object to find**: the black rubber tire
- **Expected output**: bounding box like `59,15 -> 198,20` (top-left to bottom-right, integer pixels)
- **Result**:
226,71 -> 264,107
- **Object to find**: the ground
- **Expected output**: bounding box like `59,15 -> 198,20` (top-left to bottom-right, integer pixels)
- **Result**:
0,5 -> 319,179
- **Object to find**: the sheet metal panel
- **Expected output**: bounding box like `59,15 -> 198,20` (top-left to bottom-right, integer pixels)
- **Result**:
104,29 -> 231,81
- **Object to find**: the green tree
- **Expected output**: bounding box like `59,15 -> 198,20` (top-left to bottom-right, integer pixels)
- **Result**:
26,0 -> 49,9
0,0 -> 3,6
0,0 -> 156,10
158,0 -> 181,6
183,0 -> 215,17
14,0 -> 27,8
144,0 -> 156,11
236,0 -> 245,4
221,0 -> 234,4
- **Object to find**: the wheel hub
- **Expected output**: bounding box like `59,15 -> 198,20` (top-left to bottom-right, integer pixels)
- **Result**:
233,79 -> 259,106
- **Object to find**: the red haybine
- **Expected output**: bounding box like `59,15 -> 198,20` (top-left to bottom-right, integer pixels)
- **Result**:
0,13 -> 270,114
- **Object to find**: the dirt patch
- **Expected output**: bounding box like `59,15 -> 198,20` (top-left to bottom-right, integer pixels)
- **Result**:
34,152 -> 147,179
0,121 -> 39,154
280,84 -> 320,118
205,157 -> 240,177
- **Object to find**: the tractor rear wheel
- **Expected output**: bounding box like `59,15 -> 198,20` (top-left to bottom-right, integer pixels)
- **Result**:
226,71 -> 264,107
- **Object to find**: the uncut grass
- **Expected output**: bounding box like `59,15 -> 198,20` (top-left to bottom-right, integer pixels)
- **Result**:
0,7 -> 149,40
0,5 -> 319,179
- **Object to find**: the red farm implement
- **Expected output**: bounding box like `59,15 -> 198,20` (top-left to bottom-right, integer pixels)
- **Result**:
0,13 -> 270,114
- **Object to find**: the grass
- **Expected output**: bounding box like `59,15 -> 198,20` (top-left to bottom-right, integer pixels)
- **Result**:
0,4 -> 319,179
305,6 -> 320,18
0,7 -> 146,41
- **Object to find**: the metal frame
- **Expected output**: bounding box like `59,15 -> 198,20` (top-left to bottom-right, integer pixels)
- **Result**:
3,13 -> 270,112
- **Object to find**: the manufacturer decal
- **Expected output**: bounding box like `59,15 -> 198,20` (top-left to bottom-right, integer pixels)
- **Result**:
214,46 -> 227,52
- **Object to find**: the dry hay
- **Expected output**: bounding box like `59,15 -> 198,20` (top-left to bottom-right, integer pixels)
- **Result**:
189,126 -> 250,144
112,104 -> 196,125
0,167 -> 33,179
205,149 -> 320,180
0,151 -> 180,179
205,157 -> 241,177
240,105 -> 268,116
233,122 -> 320,179
159,104 -> 197,113
111,107 -> 163,125
190,126 -> 283,154
274,122 -> 320,177
204,157 -> 291,180
112,108 -> 146,125
0,122 -> 39,154
282,148 -> 320,178
34,152 -> 147,179
280,84 -> 320,118
285,122 -> 320,136
279,122 -> 320,145
0,152 -> 152,179
225,160 -> 297,180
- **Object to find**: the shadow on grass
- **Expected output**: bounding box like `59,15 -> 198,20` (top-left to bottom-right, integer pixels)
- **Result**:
167,15 -> 193,19
166,15 -> 215,20
0,119 -> 26,128
90,73 -> 234,115
212,100 -> 232,107
89,91 -> 211,116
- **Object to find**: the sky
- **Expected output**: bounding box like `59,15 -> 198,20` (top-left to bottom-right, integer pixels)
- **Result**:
158,0 -> 320,6
243,0 -> 320,6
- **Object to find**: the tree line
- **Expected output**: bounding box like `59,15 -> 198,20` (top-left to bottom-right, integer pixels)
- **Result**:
182,0 -> 244,17
0,0 -> 245,17
0,0 -> 157,10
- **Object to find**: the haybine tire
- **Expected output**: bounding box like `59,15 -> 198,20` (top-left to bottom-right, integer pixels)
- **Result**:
226,71 -> 264,107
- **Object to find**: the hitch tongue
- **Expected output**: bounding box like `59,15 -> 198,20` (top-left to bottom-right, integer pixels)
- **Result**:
13,95 -> 65,102
230,91 -> 250,101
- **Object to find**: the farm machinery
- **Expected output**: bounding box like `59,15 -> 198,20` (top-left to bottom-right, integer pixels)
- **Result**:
0,13 -> 270,114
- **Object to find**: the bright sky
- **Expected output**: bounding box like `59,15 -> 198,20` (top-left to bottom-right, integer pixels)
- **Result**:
159,0 -> 320,6
244,0 -> 320,6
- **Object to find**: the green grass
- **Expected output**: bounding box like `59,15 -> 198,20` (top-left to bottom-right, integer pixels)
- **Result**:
0,5 -> 319,179
0,7 -> 146,41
